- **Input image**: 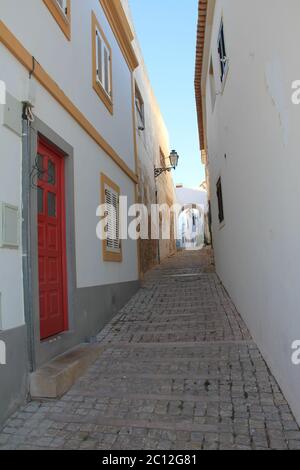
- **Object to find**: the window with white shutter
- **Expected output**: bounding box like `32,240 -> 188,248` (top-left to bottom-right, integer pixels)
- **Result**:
43,0 -> 71,40
101,174 -> 122,262
92,13 -> 113,114
96,29 -> 112,98
216,177 -> 225,224
104,186 -> 120,253
218,20 -> 228,84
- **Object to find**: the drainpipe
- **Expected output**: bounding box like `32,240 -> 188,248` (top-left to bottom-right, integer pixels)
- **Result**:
22,116 -> 36,372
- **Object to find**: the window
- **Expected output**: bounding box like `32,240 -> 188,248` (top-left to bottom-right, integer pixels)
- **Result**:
96,29 -> 111,97
216,177 -> 225,224
218,20 -> 228,83
209,58 -> 216,110
55,0 -> 68,16
43,0 -> 71,40
92,12 -> 113,114
135,84 -> 145,130
101,174 -> 122,262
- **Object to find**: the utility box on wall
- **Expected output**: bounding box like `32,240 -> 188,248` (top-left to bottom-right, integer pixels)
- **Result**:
0,203 -> 19,249
1,92 -> 22,136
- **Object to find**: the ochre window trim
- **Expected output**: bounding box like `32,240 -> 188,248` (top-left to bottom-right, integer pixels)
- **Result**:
101,173 -> 122,262
92,12 -> 113,115
43,0 -> 71,40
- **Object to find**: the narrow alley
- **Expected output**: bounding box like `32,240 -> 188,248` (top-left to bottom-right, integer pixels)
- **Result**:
1,250 -> 299,451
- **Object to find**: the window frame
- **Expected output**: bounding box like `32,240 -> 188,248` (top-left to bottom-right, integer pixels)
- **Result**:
217,19 -> 228,86
216,177 -> 225,225
92,12 -> 113,115
101,173 -> 122,262
135,83 -> 145,130
43,0 -> 71,40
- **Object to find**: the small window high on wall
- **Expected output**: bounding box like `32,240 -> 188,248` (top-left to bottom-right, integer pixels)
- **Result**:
218,20 -> 228,83
56,0 -> 68,16
216,177 -> 225,224
92,12 -> 113,114
96,29 -> 112,98
135,84 -> 145,130
43,0 -> 71,40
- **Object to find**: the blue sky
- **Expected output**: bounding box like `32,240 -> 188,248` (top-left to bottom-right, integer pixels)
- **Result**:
129,0 -> 205,188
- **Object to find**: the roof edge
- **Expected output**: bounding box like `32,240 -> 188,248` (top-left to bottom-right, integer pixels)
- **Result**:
194,0 -> 208,152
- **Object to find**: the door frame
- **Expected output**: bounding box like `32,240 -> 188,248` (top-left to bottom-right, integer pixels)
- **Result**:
37,136 -> 69,339
25,117 -> 76,370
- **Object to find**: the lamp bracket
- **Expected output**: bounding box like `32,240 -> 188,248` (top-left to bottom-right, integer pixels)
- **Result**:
154,167 -> 174,178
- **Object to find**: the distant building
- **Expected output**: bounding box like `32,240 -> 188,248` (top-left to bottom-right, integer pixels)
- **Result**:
176,186 -> 209,249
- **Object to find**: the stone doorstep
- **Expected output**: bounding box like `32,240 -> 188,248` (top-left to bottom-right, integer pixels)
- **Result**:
30,343 -> 104,399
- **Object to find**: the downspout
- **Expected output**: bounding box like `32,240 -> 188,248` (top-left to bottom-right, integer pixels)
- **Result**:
22,114 -> 36,372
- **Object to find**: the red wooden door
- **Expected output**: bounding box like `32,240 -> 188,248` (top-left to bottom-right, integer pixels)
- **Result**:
37,138 -> 68,340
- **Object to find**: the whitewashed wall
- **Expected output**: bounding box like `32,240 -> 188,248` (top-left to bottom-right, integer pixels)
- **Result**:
0,98 -> 24,330
0,0 -> 135,171
176,187 -> 208,211
203,0 -> 300,423
0,0 -> 139,328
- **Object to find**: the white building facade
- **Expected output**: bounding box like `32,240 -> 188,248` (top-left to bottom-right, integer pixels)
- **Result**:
196,0 -> 300,424
0,0 -> 141,425
123,4 -> 177,275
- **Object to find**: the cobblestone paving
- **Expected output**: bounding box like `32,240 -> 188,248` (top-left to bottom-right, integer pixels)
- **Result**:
1,249 -> 300,450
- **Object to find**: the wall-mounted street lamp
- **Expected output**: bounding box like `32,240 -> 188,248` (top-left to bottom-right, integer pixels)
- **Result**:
154,150 -> 179,178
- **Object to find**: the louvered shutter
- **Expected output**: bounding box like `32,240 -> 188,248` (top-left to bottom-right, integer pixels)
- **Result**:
105,186 -> 120,253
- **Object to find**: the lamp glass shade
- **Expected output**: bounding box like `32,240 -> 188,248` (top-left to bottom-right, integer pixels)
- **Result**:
169,150 -> 179,168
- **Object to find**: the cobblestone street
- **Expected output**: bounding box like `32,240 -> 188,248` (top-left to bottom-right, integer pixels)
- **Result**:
1,249 -> 300,450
